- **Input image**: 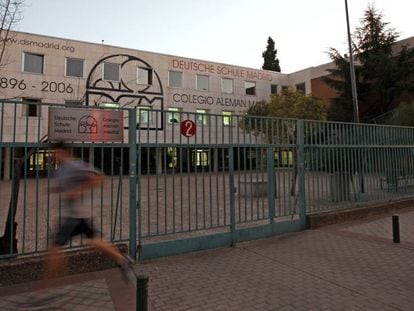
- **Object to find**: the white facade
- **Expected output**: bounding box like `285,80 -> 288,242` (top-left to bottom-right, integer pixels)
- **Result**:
0,31 -> 313,144
0,31 -> 313,107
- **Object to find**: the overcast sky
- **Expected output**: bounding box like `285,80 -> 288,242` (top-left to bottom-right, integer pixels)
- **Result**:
19,0 -> 414,73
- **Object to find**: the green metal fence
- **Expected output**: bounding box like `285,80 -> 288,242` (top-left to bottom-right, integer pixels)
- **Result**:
303,120 -> 414,213
1,100 -> 413,260
0,101 -> 134,259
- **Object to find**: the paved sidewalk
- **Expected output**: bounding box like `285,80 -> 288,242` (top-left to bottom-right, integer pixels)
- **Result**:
1,208 -> 413,310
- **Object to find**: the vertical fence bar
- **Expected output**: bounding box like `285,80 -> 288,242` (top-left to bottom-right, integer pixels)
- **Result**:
129,108 -> 137,260
229,145 -> 236,245
297,120 -> 306,229
267,147 -> 275,222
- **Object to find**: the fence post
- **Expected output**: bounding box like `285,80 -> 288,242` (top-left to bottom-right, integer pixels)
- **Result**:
297,119 -> 306,229
129,108 -> 137,260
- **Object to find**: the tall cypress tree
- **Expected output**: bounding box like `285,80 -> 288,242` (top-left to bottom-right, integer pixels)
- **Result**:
262,36 -> 281,72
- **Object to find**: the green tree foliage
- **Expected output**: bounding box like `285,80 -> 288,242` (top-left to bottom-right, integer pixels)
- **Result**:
323,5 -> 414,122
262,36 -> 281,72
240,89 -> 327,143
243,89 -> 327,123
387,101 -> 414,126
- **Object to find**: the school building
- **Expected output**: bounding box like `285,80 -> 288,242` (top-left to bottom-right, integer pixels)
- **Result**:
0,31 -> 413,178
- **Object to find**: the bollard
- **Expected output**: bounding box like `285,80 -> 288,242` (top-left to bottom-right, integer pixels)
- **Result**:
392,215 -> 400,243
136,274 -> 149,311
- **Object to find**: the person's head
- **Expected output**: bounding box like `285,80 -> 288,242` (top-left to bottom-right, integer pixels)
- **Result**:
54,141 -> 72,162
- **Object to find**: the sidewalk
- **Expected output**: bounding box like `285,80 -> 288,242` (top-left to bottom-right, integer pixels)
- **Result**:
1,207 -> 413,310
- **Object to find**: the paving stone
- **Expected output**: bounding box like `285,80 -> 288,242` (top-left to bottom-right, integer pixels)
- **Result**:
1,208 -> 414,310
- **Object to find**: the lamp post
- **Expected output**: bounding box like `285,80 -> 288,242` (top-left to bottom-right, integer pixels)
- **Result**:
345,0 -> 365,193
344,0 -> 359,123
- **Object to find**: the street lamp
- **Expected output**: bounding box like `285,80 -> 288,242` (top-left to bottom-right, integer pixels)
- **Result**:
344,0 -> 359,123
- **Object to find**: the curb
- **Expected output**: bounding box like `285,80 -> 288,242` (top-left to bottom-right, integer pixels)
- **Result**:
307,199 -> 414,229
0,243 -> 128,287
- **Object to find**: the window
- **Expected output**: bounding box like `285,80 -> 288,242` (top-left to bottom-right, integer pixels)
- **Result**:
65,58 -> 84,77
137,106 -> 153,124
137,67 -> 153,85
65,100 -> 83,106
196,74 -> 209,91
168,71 -> 182,88
222,111 -> 233,126
103,62 -> 120,81
296,82 -> 306,93
23,53 -> 44,74
99,102 -> 120,109
196,109 -> 209,125
221,78 -> 234,94
244,81 -> 256,96
281,86 -> 289,91
22,98 -> 41,117
167,107 -> 182,124
271,84 -> 278,95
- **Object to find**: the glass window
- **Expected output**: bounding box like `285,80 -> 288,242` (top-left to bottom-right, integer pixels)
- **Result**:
99,102 -> 120,109
23,53 -> 44,74
137,106 -> 153,124
196,74 -> 209,91
196,109 -> 209,125
271,84 -> 278,95
65,100 -> 83,106
137,67 -> 153,85
103,62 -> 120,81
244,81 -> 256,96
22,98 -> 41,117
168,71 -> 182,88
296,82 -> 306,93
221,78 -> 234,94
66,58 -> 84,77
222,111 -> 233,126
167,107 -> 182,124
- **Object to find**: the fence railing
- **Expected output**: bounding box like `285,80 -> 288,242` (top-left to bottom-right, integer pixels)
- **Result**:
303,120 -> 414,213
1,100 -> 414,259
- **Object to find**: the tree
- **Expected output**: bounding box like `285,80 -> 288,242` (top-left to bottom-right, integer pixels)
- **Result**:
241,90 -> 327,142
0,0 -> 25,71
241,89 -> 326,196
323,5 -> 414,122
262,36 -> 281,72
387,101 -> 414,126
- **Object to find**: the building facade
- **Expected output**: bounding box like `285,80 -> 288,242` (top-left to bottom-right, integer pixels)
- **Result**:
0,31 -> 314,178
0,31 -> 313,120
1,31 -> 411,178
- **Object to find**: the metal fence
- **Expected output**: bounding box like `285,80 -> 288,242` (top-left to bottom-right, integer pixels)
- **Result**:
303,120 -> 414,213
1,100 -> 413,260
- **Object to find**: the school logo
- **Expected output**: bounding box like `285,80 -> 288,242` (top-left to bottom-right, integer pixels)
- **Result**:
85,54 -> 164,130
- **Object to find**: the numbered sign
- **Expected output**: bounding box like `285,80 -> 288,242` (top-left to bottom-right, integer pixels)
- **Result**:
180,119 -> 196,137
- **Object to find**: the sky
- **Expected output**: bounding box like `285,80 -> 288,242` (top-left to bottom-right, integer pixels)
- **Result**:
18,0 -> 414,73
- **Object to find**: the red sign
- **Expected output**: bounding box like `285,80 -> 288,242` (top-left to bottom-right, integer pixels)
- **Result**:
180,119 -> 196,137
